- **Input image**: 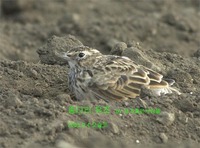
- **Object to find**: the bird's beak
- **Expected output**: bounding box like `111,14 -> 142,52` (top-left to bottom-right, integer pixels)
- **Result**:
55,51 -> 71,60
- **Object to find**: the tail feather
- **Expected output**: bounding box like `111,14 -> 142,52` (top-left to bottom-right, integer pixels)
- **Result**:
140,65 -> 181,96
149,80 -> 181,96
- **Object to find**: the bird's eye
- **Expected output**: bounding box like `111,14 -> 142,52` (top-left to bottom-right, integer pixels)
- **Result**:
78,52 -> 85,58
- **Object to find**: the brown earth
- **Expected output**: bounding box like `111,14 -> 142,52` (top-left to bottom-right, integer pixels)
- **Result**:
0,0 -> 200,148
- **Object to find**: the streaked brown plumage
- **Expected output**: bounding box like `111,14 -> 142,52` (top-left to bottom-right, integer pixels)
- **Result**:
56,46 -> 180,101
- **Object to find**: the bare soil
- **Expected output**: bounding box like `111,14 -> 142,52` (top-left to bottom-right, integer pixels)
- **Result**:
0,0 -> 200,148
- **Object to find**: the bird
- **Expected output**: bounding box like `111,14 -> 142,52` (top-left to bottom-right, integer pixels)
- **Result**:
55,46 -> 181,102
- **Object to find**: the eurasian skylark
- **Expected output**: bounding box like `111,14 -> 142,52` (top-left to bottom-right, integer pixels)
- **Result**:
56,46 -> 180,101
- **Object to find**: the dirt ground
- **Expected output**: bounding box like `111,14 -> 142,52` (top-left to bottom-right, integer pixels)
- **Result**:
0,0 -> 200,148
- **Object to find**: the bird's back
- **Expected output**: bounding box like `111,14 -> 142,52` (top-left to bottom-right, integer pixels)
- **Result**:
85,55 -> 180,101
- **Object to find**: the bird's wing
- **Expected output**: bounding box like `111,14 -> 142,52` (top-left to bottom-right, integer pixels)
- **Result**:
88,55 -> 166,101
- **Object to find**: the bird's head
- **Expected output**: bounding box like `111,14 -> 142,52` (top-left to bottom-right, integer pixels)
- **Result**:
56,46 -> 102,68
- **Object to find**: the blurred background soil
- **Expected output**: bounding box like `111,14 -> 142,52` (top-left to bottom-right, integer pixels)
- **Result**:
0,0 -> 200,148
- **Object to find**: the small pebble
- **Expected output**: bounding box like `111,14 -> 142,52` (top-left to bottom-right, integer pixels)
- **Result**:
110,123 -> 119,134
56,94 -> 72,103
44,99 -> 50,104
136,139 -> 140,144
123,101 -> 129,107
29,69 -> 38,79
159,133 -> 168,143
156,111 -> 175,126
110,42 -> 127,56
32,97 -> 39,104
5,93 -> 23,108
56,140 -> 80,148
32,88 -> 43,97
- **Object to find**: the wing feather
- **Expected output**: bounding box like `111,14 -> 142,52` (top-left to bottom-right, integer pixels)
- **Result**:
139,65 -> 163,83
88,56 -> 151,100
88,55 -> 177,101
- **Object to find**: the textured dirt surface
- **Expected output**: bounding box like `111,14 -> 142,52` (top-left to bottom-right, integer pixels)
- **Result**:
0,0 -> 200,148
